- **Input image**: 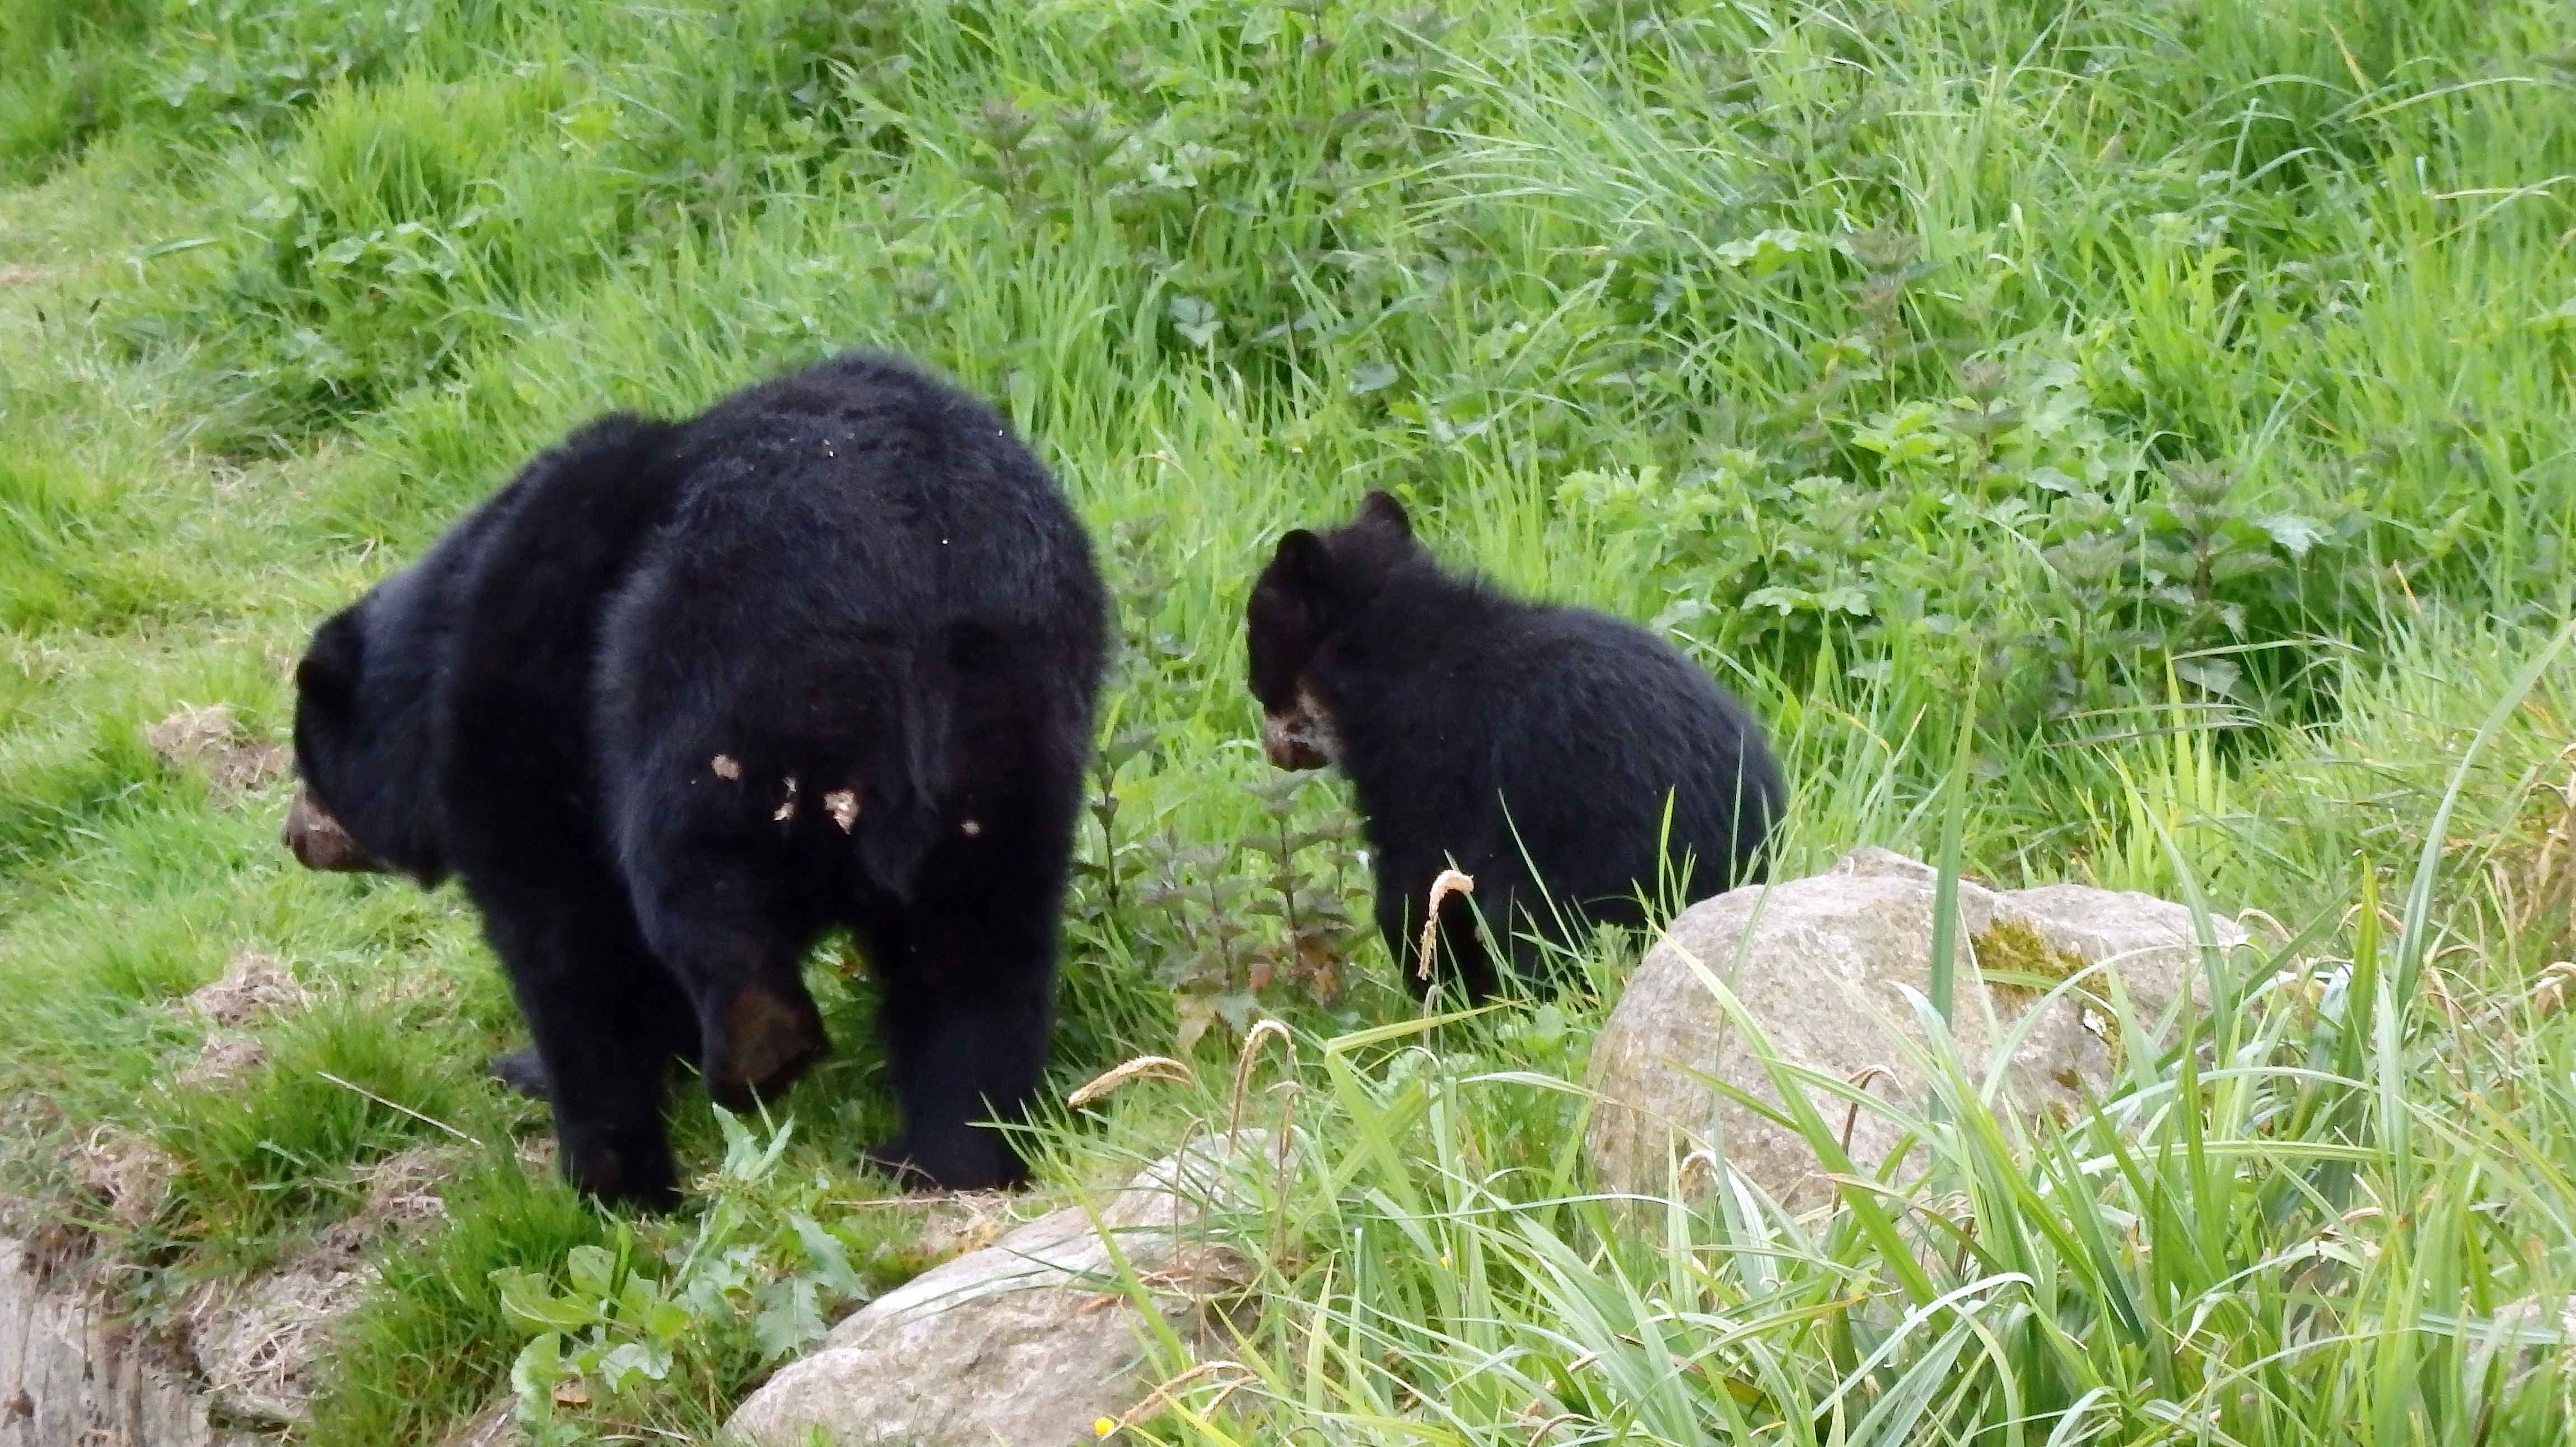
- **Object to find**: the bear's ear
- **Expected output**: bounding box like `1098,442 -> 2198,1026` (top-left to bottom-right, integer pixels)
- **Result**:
295,612 -> 365,712
1357,490 -> 1412,539
1271,528 -> 1332,589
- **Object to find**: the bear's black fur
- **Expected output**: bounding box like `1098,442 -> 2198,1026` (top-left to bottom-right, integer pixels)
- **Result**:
1244,492 -> 1785,1001
283,352 -> 1108,1208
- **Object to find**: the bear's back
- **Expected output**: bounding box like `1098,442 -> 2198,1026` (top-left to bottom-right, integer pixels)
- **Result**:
645,353 -> 1094,632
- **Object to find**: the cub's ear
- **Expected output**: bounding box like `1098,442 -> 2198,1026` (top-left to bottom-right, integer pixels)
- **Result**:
1357,489 -> 1412,539
1270,528 -> 1332,589
295,612 -> 365,711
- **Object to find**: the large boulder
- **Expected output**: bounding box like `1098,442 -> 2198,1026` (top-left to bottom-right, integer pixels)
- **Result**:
727,1131 -> 1287,1447
1585,847 -> 2247,1207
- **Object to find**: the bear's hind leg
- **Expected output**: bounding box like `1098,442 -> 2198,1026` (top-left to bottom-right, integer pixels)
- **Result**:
855,754 -> 1079,1192
484,964 -> 693,1104
858,897 -> 1059,1192
623,842 -> 832,1117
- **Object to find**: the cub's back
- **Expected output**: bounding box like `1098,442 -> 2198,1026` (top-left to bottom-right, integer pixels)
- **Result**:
1488,604 -> 1782,898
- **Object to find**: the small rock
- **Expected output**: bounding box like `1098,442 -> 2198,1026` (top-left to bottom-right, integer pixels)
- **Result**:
185,950 -> 306,1027
1585,848 -> 2247,1208
146,705 -> 288,793
727,1132 -> 1291,1447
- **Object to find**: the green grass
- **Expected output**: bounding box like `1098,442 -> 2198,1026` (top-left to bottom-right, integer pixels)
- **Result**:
2,0 -> 2573,1442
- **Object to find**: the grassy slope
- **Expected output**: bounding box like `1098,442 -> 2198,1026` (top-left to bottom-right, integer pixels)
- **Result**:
2,1 -> 2573,1442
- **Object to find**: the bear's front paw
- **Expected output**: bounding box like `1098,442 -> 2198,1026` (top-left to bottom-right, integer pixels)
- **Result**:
561,1128 -> 682,1213
863,1133 -> 1028,1194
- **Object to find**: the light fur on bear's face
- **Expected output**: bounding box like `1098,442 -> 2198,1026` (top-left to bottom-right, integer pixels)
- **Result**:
1261,685 -> 1341,771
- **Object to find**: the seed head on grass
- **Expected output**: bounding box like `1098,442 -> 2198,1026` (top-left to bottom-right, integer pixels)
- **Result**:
1417,867 -> 1475,981
1066,1056 -> 1194,1111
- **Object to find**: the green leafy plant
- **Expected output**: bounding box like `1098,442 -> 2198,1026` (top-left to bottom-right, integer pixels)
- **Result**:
491,1109 -> 869,1443
1143,775 -> 1375,1053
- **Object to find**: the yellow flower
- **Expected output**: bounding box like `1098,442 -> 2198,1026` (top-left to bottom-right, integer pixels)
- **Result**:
1094,1418 -> 1117,1439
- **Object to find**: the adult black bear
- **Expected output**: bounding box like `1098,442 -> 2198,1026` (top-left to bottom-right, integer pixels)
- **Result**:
281,352 -> 1108,1209
1244,492 -> 1784,1001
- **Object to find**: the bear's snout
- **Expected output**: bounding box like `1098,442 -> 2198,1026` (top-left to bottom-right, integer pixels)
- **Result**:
1262,696 -> 1338,771
1263,722 -> 1327,770
280,785 -> 384,872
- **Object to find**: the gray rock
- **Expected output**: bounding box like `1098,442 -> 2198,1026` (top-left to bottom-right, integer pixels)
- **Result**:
2,1236 -> 258,1447
727,1132 -> 1287,1447
1585,847 -> 2245,1207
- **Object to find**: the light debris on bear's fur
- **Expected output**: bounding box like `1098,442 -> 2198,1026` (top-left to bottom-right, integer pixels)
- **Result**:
824,788 -> 859,831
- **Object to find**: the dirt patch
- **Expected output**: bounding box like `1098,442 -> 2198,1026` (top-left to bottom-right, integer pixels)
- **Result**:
73,1128 -> 175,1232
438,1398 -> 528,1447
184,1264 -> 376,1425
912,1190 -> 1018,1261
174,1033 -> 269,1093
185,949 -> 306,1028
513,1135 -> 558,1182
343,1145 -> 458,1241
180,1145 -> 461,1427
146,704 -> 289,793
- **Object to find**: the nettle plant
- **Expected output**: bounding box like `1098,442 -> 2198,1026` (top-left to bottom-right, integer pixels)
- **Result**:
1138,773 -> 1375,1054
1560,328 -> 2363,729
1071,753 -> 1374,1055
944,5 -> 1492,386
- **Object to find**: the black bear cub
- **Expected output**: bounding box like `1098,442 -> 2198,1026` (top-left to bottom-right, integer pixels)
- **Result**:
282,351 -> 1107,1209
1245,492 -> 1785,1001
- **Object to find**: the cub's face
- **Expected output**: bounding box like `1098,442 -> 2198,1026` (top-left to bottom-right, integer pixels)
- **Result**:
1244,491 -> 1413,771
1245,542 -> 1333,771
